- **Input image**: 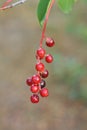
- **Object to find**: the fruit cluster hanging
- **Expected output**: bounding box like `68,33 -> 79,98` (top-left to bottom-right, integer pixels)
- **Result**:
0,0 -> 55,104
26,37 -> 55,103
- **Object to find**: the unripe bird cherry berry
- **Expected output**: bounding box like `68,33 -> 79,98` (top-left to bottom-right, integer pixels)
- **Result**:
30,84 -> 39,93
26,77 -> 32,86
40,69 -> 49,78
36,48 -> 46,59
40,88 -> 49,97
30,94 -> 39,103
35,62 -> 45,72
45,54 -> 53,63
32,74 -> 41,84
40,79 -> 46,89
46,37 -> 55,47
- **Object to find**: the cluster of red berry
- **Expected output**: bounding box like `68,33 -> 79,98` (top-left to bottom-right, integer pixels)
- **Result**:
26,37 -> 55,103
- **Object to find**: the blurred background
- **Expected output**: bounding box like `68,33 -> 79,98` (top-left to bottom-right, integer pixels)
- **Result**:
0,0 -> 87,130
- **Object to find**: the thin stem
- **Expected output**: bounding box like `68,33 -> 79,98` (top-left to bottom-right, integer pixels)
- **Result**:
1,0 -> 12,8
0,0 -> 27,10
40,0 -> 55,48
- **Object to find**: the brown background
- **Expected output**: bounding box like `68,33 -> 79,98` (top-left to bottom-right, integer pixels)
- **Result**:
0,1 -> 87,130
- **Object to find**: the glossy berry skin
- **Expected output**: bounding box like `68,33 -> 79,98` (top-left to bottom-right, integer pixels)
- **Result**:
40,88 -> 49,97
46,37 -> 55,47
40,79 -> 46,89
26,77 -> 32,86
32,74 -> 41,84
35,62 -> 45,72
30,84 -> 39,93
36,48 -> 46,59
30,94 -> 39,103
45,54 -> 53,63
40,70 -> 49,78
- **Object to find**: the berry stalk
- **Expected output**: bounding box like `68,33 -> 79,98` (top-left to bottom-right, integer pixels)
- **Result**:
40,0 -> 55,48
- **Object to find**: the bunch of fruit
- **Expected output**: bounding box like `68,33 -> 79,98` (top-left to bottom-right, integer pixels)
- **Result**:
26,37 -> 55,103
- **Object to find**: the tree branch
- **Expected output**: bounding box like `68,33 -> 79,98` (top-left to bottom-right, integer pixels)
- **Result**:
0,0 -> 27,10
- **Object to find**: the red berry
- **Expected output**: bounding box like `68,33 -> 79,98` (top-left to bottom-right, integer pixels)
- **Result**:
40,79 -> 46,89
30,84 -> 39,93
40,88 -> 49,97
40,69 -> 49,78
32,74 -> 41,84
35,62 -> 45,72
45,54 -> 53,63
30,94 -> 39,103
36,48 -> 46,59
46,37 -> 55,47
26,77 -> 32,86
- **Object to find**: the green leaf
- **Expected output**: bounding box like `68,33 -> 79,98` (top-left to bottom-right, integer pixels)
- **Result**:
37,0 -> 51,26
57,0 -> 76,14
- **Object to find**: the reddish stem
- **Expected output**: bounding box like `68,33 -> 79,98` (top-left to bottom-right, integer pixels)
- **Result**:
1,0 -> 12,8
40,0 -> 55,48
